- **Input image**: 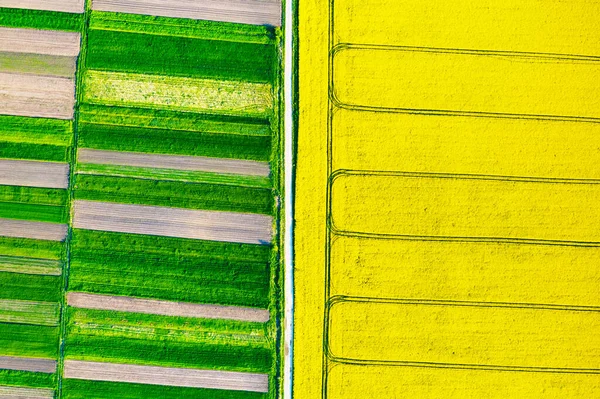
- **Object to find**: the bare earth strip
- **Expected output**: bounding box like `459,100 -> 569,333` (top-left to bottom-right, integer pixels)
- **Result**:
0,28 -> 81,57
0,72 -> 76,119
0,386 -> 54,399
0,299 -> 59,327
78,149 -> 271,178
0,52 -> 77,78
64,360 -> 269,393
0,159 -> 69,189
67,292 -> 270,323
72,200 -> 273,245
0,356 -> 56,373
0,256 -> 62,276
0,219 -> 68,241
92,0 -> 281,26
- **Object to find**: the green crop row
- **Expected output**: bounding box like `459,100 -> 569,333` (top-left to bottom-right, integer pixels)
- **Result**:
0,142 -> 69,162
72,175 -> 273,215
0,7 -> 82,31
0,323 -> 59,359
0,370 -> 55,389
0,186 -> 68,207
0,115 -> 72,146
0,237 -> 63,261
0,202 -> 67,224
89,11 -> 275,45
0,272 -> 62,302
76,164 -> 271,189
78,105 -> 271,137
70,230 -> 270,263
86,29 -> 275,83
78,122 -> 272,161
62,379 -> 266,399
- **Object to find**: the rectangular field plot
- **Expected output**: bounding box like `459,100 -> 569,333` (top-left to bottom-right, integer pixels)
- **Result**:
0,0 -> 84,14
91,0 -> 281,26
328,299 -> 600,369
332,46 -> 600,119
332,109 -> 600,179
332,0 -> 600,56
330,236 -> 600,307
330,172 -> 600,242
0,385 -> 54,399
327,364 -> 600,399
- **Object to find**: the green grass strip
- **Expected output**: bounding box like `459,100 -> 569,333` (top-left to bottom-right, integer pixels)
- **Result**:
78,123 -> 271,161
64,335 -> 272,373
0,255 -> 62,276
0,142 -> 68,162
0,370 -> 55,389
0,202 -> 67,223
76,164 -> 271,189
0,272 -> 61,302
0,299 -> 60,327
0,186 -> 68,206
0,323 -> 59,359
0,237 -> 63,261
73,175 -> 273,214
0,115 -> 72,147
86,29 -> 275,83
62,379 -> 266,399
68,257 -> 269,308
0,8 -> 82,31
89,11 -> 275,45
70,230 -> 270,263
78,104 -> 270,136
68,308 -> 267,343
81,70 -> 273,119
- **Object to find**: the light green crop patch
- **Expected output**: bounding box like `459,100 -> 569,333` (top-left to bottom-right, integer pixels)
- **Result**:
0,299 -> 60,327
82,71 -> 273,118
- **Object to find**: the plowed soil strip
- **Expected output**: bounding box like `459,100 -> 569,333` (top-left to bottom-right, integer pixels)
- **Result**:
67,292 -> 270,323
63,360 -> 269,392
78,149 -> 271,177
0,356 -> 56,373
0,72 -> 76,119
92,0 -> 281,26
0,219 -> 68,241
0,28 -> 81,57
0,386 -> 54,399
0,159 -> 69,189
72,200 -> 273,245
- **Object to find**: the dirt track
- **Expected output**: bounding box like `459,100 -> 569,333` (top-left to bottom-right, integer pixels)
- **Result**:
0,159 -> 69,189
92,0 -> 281,26
72,200 -> 273,245
78,149 -> 271,177
67,292 -> 270,323
64,360 -> 269,392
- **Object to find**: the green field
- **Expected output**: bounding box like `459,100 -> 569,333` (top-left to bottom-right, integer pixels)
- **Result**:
0,7 -> 82,31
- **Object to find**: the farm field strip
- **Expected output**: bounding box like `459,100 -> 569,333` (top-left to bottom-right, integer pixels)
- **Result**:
0,256 -> 62,276
91,0 -> 281,27
0,27 -> 81,57
0,357 -> 56,374
0,385 -> 54,398
0,72 -> 76,120
72,200 -> 273,244
0,52 -> 77,78
67,292 -> 269,323
0,299 -> 59,326
63,360 -> 269,393
0,0 -> 84,14
82,70 -> 273,119
0,219 -> 67,241
0,160 -> 69,189
77,149 -> 270,177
